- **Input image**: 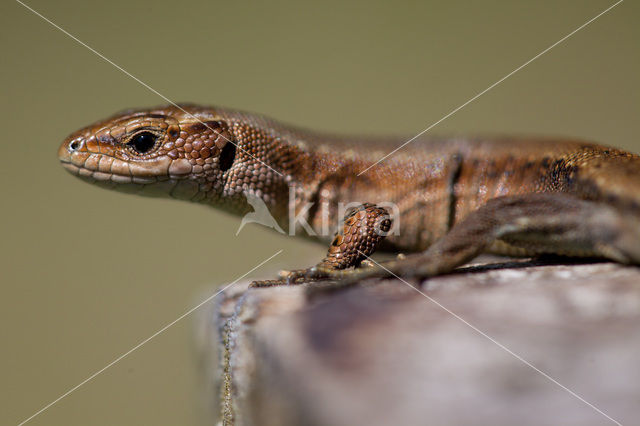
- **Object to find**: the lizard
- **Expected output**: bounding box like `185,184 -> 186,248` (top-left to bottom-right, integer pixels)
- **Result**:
57,104 -> 640,285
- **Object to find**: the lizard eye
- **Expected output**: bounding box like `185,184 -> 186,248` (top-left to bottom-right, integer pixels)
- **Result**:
127,131 -> 158,154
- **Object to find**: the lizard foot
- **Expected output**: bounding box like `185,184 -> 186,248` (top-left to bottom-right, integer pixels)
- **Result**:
251,203 -> 392,289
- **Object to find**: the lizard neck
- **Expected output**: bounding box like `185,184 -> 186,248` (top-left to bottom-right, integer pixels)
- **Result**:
194,117 -> 319,234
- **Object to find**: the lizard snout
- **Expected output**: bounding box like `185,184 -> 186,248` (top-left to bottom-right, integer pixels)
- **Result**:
58,135 -> 88,175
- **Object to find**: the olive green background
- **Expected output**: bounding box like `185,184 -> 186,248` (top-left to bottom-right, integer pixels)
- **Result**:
1,0 -> 638,424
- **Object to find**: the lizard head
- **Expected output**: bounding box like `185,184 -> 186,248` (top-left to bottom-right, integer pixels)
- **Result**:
58,105 -> 241,202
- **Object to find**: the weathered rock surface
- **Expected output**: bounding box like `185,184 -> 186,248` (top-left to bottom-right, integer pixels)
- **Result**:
197,258 -> 640,426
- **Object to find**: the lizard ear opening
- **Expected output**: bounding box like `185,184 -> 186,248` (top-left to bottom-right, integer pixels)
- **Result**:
219,140 -> 236,172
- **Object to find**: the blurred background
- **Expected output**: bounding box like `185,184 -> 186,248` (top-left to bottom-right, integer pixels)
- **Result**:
1,0 -> 638,424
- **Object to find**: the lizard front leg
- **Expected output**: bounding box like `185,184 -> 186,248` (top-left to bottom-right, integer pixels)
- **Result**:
250,203 -> 392,287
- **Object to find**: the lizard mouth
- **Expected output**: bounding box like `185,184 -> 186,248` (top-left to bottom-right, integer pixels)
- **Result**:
59,157 -> 168,185
58,139 -> 199,198
59,157 -> 193,198
58,138 -> 191,183
59,160 -> 153,194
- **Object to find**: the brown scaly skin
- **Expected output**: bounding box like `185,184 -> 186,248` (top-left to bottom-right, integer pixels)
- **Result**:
58,104 -> 640,284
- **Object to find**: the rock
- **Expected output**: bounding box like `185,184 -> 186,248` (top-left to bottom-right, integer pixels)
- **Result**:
197,257 -> 640,426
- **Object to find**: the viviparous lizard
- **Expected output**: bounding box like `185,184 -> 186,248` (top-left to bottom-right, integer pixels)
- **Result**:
58,104 -> 640,283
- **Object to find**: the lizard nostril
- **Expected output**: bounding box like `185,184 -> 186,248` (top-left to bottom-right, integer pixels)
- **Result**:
69,140 -> 82,151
